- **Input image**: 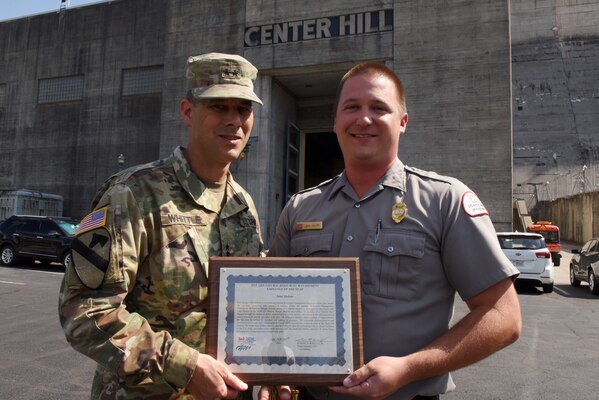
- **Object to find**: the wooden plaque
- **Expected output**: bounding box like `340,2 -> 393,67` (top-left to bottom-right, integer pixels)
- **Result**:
207,257 -> 363,386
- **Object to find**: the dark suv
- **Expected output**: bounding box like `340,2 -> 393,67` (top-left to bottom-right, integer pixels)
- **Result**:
570,237 -> 599,295
0,215 -> 79,268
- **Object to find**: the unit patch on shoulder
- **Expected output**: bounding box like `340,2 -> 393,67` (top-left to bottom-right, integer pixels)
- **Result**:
76,207 -> 107,235
461,191 -> 489,217
71,227 -> 112,289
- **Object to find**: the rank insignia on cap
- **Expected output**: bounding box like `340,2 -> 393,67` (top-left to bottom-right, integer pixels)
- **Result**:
296,221 -> 323,231
462,191 -> 489,217
221,67 -> 241,79
71,227 -> 112,289
392,202 -> 407,223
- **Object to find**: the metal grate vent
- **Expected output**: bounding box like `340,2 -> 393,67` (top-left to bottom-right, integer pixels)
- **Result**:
122,66 -> 163,96
38,75 -> 84,104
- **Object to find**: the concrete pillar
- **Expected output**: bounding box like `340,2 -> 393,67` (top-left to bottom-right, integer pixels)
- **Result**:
582,194 -> 593,242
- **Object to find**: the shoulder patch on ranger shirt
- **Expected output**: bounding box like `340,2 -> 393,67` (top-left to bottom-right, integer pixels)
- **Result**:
461,191 -> 489,217
71,227 -> 112,289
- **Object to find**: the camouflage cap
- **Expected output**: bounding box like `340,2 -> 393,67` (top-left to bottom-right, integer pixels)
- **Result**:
187,52 -> 263,105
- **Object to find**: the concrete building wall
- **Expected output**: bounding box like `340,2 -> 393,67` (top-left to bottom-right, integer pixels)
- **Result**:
1,0 -> 516,241
0,0 -> 167,219
394,0 -> 513,228
511,0 -> 599,202
535,191 -> 599,244
240,0 -> 513,234
261,80 -> 297,239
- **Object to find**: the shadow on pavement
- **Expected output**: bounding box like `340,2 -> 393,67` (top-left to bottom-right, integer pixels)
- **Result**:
514,280 -> 544,296
553,283 -> 599,300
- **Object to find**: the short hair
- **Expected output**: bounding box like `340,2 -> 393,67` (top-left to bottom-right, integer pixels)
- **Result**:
185,90 -> 200,105
333,62 -> 407,116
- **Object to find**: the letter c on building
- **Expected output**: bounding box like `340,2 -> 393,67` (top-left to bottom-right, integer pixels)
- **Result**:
244,26 -> 261,47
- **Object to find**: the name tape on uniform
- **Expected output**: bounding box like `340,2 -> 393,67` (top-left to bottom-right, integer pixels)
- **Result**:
295,221 -> 323,231
161,213 -> 205,226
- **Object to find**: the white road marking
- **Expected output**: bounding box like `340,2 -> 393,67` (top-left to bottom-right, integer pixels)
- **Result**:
0,280 -> 26,285
30,269 -> 63,275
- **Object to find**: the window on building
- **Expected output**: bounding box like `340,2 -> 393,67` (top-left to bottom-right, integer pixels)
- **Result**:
0,83 -> 6,108
122,66 -> 163,96
38,75 -> 84,104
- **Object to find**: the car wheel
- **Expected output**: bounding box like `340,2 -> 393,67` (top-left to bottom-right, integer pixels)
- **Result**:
1,245 -> 19,266
542,283 -> 554,293
589,270 -> 599,295
570,265 -> 581,287
62,251 -> 72,269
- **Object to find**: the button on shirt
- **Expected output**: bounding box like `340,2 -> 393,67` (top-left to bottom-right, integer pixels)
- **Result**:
267,158 -> 518,400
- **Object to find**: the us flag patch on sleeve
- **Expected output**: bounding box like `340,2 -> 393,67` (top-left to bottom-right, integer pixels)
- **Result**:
76,207 -> 108,235
461,191 -> 489,217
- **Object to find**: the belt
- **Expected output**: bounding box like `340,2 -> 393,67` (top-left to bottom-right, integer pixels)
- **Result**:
412,396 -> 440,400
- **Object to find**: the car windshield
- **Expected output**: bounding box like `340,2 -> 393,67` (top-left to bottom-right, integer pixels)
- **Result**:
537,230 -> 559,243
56,220 -> 79,235
499,235 -> 545,250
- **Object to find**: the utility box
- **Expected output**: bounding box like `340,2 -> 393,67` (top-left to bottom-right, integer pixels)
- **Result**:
0,189 -> 63,220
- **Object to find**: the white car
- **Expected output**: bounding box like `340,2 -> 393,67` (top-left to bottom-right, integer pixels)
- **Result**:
497,232 -> 554,293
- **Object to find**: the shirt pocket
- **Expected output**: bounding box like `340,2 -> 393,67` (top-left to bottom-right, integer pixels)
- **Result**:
362,229 -> 426,300
290,232 -> 334,256
224,213 -> 262,256
145,227 -> 208,318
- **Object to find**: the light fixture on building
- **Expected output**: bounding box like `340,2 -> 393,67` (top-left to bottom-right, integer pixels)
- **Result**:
117,154 -> 125,170
239,136 -> 259,160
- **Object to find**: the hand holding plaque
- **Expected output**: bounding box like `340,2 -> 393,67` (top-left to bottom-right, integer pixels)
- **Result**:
207,257 -> 364,385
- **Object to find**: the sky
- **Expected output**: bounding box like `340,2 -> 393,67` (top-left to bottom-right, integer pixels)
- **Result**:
0,0 -> 108,22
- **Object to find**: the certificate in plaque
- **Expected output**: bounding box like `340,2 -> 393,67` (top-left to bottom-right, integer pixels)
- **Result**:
207,257 -> 363,385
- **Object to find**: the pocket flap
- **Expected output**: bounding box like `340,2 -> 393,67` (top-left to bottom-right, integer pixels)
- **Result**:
290,232 -> 334,256
364,230 -> 425,258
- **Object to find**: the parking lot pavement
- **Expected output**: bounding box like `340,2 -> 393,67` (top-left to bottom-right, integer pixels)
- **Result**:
445,239 -> 599,400
0,239 -> 594,399
0,263 -> 95,399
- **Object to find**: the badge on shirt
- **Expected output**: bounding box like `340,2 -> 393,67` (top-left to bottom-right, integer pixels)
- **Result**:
296,221 -> 323,231
462,191 -> 489,217
391,202 -> 407,223
71,227 -> 112,289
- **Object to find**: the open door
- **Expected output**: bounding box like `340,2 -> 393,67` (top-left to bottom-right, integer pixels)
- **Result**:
284,122 -> 300,204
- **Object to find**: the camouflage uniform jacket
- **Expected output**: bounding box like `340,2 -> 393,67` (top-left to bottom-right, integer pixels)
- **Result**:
59,146 -> 263,399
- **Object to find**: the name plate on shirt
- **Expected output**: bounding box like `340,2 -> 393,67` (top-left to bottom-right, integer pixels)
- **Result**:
207,257 -> 363,385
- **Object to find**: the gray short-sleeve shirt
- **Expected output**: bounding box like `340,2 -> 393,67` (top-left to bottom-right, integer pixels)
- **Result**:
267,158 -> 518,400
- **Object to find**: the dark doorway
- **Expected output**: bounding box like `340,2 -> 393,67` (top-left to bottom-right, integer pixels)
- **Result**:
304,132 -> 344,189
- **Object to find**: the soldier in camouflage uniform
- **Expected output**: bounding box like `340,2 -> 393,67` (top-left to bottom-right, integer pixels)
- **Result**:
59,53 -> 264,400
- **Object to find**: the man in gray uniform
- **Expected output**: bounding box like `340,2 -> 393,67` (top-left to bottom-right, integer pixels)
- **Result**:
266,62 -> 522,400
